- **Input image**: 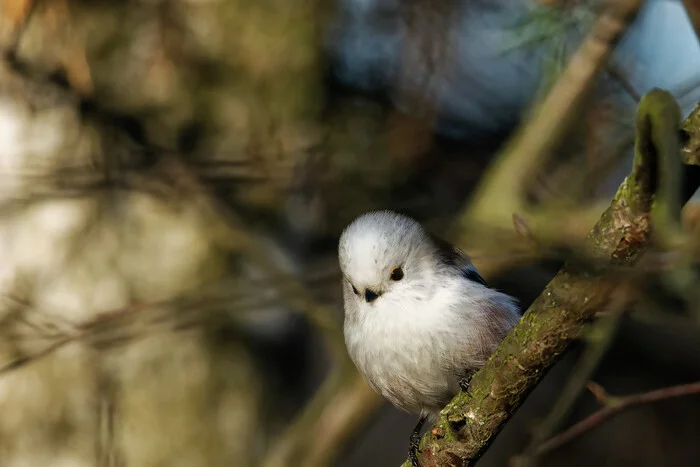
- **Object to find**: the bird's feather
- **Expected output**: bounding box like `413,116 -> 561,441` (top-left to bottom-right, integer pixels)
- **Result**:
429,233 -> 488,287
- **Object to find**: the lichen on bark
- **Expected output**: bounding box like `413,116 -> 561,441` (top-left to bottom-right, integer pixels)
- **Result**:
401,89 -> 700,467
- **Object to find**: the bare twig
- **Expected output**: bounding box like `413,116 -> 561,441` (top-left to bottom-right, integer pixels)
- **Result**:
3,0 -> 39,60
261,372 -> 382,467
536,381 -> 700,455
585,381 -> 609,406
0,287 -> 280,376
461,0 -> 644,232
159,159 -> 348,357
159,160 -> 385,467
96,369 -> 121,467
681,0 -> 700,44
605,62 -> 641,102
300,377 -> 381,467
0,48 -> 377,467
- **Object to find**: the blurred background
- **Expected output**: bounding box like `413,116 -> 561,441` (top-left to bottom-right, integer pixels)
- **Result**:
0,0 -> 699,466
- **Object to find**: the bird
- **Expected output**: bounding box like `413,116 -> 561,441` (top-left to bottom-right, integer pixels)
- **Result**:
338,210 -> 521,466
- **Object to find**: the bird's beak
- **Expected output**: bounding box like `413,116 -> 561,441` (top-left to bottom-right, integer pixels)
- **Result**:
364,289 -> 380,303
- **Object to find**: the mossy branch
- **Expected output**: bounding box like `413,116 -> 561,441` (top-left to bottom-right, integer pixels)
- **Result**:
401,90 -> 699,467
682,100 -> 700,166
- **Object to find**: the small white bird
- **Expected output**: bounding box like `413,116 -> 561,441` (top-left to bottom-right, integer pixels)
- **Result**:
338,210 -> 520,466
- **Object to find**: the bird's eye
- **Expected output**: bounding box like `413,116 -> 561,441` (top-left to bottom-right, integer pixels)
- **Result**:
390,267 -> 404,281
351,284 -> 360,296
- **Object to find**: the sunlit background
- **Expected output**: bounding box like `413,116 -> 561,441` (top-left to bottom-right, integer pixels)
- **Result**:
0,0 -> 699,466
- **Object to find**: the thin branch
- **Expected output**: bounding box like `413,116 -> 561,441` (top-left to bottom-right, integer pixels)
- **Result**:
681,0 -> 700,45
3,0 -> 39,61
461,0 -> 644,232
585,381 -> 610,406
536,381 -> 700,455
0,280 -> 324,377
261,372 -> 382,467
0,49 -> 378,467
159,159 -> 384,467
158,158 -> 348,358
606,63 -> 641,102
0,9 -> 378,466
300,377 -> 382,467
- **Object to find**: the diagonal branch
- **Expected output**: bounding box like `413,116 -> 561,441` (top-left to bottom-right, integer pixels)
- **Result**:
536,380 -> 700,455
401,85 -> 699,465
511,286 -> 630,467
681,0 -> 700,44
159,160 -> 385,467
462,0 -> 644,232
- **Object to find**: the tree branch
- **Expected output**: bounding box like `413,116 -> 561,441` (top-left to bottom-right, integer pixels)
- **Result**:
401,88 -> 700,466
462,0 -> 644,231
261,372 -> 382,467
535,381 -> 700,455
160,159 -> 385,467
511,286 -> 630,467
681,0 -> 700,46
683,100 -> 700,166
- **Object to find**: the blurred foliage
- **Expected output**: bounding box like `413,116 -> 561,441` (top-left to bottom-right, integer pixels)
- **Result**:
0,0 -> 698,466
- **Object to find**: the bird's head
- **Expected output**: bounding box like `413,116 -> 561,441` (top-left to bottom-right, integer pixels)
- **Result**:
338,210 -> 441,308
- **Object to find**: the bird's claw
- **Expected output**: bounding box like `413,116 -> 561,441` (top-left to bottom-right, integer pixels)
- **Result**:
408,445 -> 421,467
459,375 -> 473,397
409,429 -> 422,467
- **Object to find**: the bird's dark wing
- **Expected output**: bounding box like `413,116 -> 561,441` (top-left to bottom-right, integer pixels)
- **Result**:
429,233 -> 488,287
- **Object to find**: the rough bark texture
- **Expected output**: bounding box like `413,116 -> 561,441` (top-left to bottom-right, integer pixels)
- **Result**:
683,101 -> 700,166
401,91 -> 700,467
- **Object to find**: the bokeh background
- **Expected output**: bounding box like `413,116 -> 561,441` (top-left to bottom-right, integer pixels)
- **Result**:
0,0 -> 699,466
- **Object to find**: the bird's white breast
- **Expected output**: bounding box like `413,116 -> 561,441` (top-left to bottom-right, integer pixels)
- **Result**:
343,277 -> 487,416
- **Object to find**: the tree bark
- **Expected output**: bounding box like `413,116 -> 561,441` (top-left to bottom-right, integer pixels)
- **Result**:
402,90 -> 700,466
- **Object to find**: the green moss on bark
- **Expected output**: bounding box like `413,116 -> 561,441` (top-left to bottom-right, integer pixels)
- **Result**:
401,91 -> 700,467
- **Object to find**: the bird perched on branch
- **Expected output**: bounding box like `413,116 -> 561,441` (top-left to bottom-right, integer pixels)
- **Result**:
338,210 -> 521,466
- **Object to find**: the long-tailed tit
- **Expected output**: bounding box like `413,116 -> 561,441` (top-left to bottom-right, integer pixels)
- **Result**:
338,210 -> 520,466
